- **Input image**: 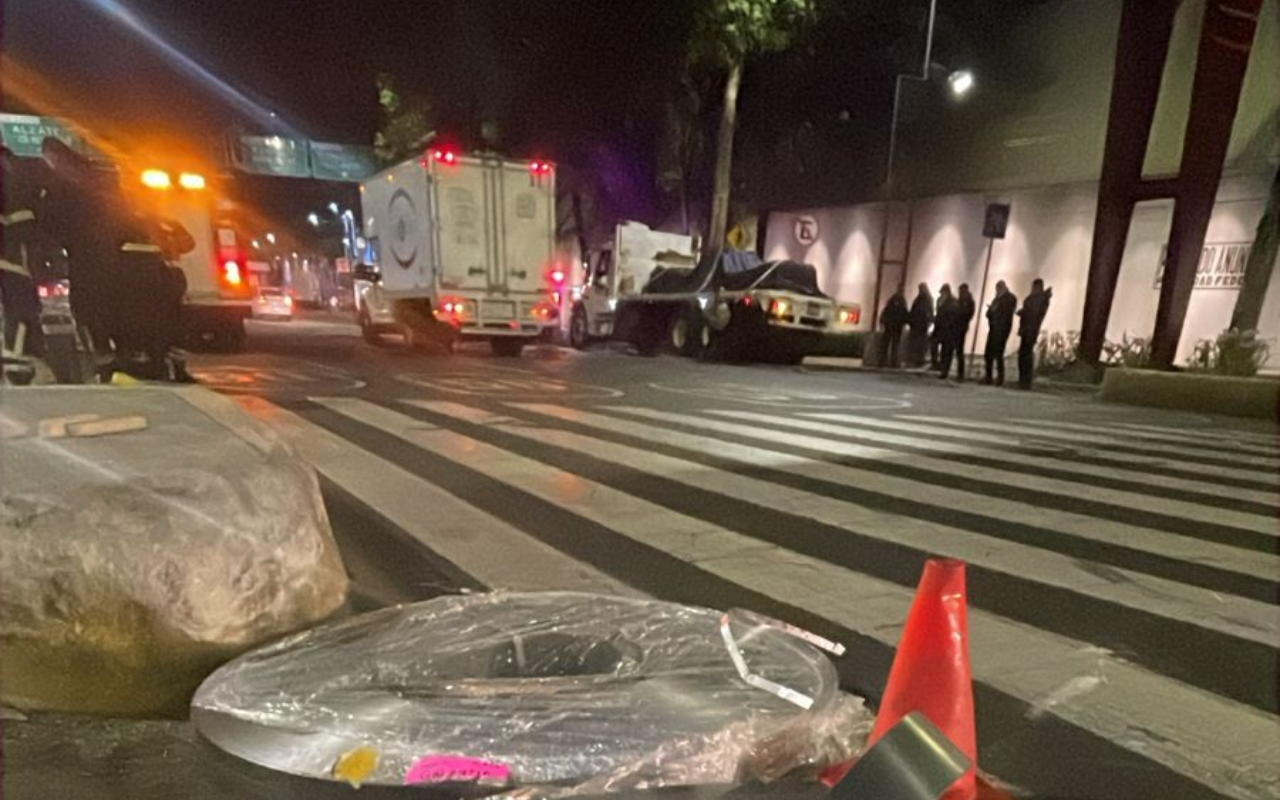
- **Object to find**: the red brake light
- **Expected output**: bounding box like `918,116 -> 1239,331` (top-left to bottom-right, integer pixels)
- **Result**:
284,295 -> 294,307
223,260 -> 243,286
433,149 -> 458,165
529,160 -> 553,175
741,295 -> 753,307
37,285 -> 50,299
550,269 -> 566,285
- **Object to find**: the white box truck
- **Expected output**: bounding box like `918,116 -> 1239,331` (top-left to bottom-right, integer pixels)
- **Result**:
570,222 -> 859,363
358,150 -> 559,356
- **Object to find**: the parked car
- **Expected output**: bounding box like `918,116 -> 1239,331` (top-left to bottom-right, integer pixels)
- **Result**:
252,287 -> 293,321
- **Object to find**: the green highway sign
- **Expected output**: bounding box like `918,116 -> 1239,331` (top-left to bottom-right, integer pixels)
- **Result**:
236,135 -> 311,178
0,113 -> 85,158
310,142 -> 378,182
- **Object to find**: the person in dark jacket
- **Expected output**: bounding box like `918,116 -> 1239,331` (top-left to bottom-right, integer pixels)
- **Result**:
879,285 -> 909,368
906,283 -> 933,367
934,286 -> 958,379
938,284 -> 974,381
1017,279 -> 1053,389
930,283 -> 952,368
983,280 -> 1017,386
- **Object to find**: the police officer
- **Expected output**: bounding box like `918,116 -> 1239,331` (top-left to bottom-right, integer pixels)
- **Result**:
1017,279 -> 1053,389
983,280 -> 1017,386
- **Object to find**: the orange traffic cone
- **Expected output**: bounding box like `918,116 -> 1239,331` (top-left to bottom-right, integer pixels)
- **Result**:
822,558 -> 977,799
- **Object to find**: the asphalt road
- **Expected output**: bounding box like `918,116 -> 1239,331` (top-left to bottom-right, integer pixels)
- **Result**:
183,311 -> 1279,800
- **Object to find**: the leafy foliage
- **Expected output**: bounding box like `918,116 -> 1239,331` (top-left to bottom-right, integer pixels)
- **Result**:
688,0 -> 818,66
373,73 -> 435,165
1188,329 -> 1272,377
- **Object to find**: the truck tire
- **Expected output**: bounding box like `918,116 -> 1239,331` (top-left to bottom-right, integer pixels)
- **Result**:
669,309 -> 710,358
569,307 -> 591,350
490,338 -> 525,358
360,311 -> 381,345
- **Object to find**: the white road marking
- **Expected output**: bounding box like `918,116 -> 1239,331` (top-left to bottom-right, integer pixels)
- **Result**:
647,381 -> 912,410
397,373 -> 622,399
1111,422 -> 1278,450
1017,418 -> 1280,456
232,396 -> 635,598
485,402 -> 1277,642
610,407 -> 1277,537
310,397 -> 1279,800
903,415 -> 1279,472
740,411 -> 1278,507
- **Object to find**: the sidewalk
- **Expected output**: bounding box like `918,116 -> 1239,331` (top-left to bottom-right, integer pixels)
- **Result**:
801,357 -> 1099,394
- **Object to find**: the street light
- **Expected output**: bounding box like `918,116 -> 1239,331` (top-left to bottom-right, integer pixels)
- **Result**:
873,0 -> 974,334
307,212 -> 321,227
948,69 -> 975,98
265,232 -> 276,245
327,202 -> 340,215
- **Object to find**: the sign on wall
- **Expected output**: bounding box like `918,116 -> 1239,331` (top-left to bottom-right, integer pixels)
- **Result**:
982,203 -> 1011,239
1153,242 -> 1251,290
794,215 -> 819,246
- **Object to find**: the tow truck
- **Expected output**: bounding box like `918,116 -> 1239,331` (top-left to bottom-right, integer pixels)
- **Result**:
570,222 -> 859,363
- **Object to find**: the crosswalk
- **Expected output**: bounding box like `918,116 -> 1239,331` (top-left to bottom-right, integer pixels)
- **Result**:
238,392 -> 1278,800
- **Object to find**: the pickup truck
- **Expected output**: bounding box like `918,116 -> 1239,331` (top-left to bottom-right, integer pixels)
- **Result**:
570,222 -> 858,363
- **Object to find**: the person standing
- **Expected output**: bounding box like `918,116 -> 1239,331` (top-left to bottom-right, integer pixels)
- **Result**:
935,286 -> 959,379
879,285 -> 909,368
983,281 -> 1017,386
930,283 -> 953,368
906,283 -> 933,367
1017,279 -> 1053,389
953,284 -> 976,381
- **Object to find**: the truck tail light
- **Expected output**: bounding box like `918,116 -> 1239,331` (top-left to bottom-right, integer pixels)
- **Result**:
529,161 -> 553,175
838,306 -> 860,325
771,299 -> 789,317
550,269 -> 566,285
222,260 -> 243,286
433,149 -> 458,165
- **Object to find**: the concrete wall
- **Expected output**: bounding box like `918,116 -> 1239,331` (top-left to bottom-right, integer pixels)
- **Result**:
764,174 -> 1278,366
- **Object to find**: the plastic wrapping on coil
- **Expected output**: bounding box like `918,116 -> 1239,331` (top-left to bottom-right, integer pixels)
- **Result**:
192,592 -> 873,796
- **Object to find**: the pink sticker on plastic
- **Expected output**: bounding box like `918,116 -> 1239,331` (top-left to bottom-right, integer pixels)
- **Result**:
404,755 -> 512,786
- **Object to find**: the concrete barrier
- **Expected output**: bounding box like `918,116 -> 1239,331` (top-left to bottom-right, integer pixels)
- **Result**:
1099,368 -> 1279,419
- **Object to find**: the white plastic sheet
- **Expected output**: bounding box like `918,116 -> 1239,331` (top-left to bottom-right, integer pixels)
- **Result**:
192,592 -> 872,795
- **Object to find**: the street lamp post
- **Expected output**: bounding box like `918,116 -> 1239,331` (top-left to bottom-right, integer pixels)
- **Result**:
870,0 -> 972,341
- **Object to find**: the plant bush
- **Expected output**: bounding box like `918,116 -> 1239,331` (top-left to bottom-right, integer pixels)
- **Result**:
1187,329 -> 1272,377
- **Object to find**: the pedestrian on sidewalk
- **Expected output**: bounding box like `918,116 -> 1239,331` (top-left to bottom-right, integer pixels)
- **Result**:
983,280 -> 1017,386
906,283 -> 933,367
879,285 -> 909,368
935,287 -> 960,379
930,284 -> 953,369
952,284 -> 976,381
1017,279 -> 1053,389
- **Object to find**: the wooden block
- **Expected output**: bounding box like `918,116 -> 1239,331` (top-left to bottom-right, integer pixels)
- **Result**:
38,414 -> 101,439
65,415 -> 148,438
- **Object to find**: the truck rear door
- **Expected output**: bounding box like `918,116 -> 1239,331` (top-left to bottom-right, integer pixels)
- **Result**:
497,160 -> 554,295
433,159 -> 492,292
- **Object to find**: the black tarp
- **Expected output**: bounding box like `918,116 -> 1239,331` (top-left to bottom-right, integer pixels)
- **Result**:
640,255 -> 828,300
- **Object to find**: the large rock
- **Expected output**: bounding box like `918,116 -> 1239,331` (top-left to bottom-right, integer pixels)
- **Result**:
0,386 -> 349,715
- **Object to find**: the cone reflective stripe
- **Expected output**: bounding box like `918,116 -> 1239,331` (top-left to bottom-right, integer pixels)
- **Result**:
822,559 -> 977,799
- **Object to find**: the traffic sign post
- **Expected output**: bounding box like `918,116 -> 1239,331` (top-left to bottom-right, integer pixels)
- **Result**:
970,203 -> 1010,377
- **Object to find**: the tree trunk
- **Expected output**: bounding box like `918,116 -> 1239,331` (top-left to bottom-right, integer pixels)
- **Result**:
1230,168 -> 1279,331
703,59 -> 743,271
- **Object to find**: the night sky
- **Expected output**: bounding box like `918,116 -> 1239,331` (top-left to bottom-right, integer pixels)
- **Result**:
5,0 -> 1070,229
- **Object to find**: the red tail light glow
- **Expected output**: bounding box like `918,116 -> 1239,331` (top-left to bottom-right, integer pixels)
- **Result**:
433,149 -> 458,165
550,269 -> 566,285
37,285 -> 50,299
529,161 -> 553,175
223,260 -> 243,286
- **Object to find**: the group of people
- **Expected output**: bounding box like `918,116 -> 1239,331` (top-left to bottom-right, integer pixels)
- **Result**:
878,278 -> 1052,389
1,140 -> 192,383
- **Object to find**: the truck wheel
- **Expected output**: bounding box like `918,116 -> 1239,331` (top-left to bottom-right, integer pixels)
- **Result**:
569,308 -> 591,350
670,310 -> 708,358
491,338 -> 525,358
227,321 -> 247,353
360,312 -> 381,345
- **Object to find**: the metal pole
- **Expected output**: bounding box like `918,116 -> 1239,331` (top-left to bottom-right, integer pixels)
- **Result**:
970,237 -> 994,376
885,0 -> 937,189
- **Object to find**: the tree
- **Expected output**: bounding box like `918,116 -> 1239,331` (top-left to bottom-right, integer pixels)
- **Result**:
1230,167 -> 1278,332
373,73 -> 435,165
686,0 -> 817,267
